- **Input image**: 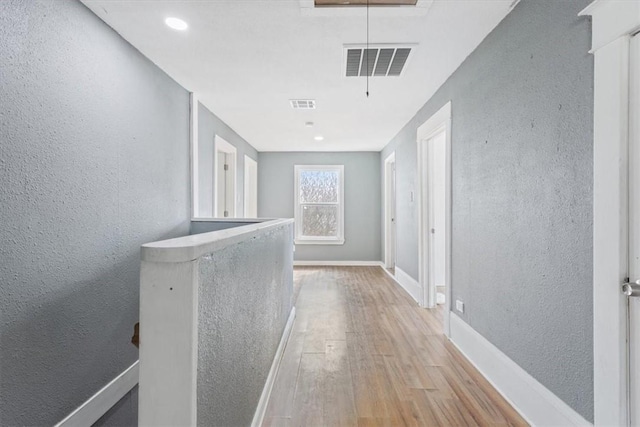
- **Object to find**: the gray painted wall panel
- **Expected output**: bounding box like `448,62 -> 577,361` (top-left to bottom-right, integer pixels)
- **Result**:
0,0 -> 189,424
197,224 -> 294,426
197,103 -> 259,218
380,0 -> 593,419
258,152 -> 381,262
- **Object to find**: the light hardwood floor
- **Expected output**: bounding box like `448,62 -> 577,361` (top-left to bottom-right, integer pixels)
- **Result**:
263,266 -> 528,427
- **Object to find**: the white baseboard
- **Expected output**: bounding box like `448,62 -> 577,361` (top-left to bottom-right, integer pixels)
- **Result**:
449,314 -> 592,426
379,265 -> 397,281
55,361 -> 139,427
393,267 -> 422,305
251,307 -> 297,427
293,260 -> 383,266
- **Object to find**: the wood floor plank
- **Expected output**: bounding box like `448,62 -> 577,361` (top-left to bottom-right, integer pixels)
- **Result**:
261,416 -> 291,427
324,340 -> 357,426
263,332 -> 305,419
262,266 -> 528,427
290,352 -> 325,426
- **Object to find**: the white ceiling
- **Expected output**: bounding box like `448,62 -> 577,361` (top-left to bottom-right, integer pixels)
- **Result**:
81,0 -> 515,152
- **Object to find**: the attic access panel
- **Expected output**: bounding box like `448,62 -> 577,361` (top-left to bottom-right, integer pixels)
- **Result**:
315,0 -> 417,5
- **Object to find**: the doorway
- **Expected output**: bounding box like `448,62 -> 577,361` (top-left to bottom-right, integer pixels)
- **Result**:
244,155 -> 258,218
384,152 -> 397,275
417,102 -> 452,335
214,136 -> 237,218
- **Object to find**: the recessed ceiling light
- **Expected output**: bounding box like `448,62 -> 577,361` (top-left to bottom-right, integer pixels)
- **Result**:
314,135 -> 324,141
165,17 -> 188,31
305,122 -> 314,127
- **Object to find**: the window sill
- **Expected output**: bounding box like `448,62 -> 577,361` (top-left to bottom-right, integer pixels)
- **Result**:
295,239 -> 345,246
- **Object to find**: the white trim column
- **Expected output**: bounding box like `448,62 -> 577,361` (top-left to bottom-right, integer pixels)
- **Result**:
190,93 -> 199,218
579,1 -> 640,425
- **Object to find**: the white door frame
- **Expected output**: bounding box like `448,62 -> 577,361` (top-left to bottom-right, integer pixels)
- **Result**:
384,152 -> 396,270
190,93 -> 199,219
417,101 -> 452,336
579,1 -> 640,425
244,155 -> 258,218
213,136 -> 237,218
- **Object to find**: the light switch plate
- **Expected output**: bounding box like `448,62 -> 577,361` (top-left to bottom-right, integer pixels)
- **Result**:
456,299 -> 464,313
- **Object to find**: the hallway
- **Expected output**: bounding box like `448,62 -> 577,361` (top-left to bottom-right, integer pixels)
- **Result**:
263,267 -> 527,426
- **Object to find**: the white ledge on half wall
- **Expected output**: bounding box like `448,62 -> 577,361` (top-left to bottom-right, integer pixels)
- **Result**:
142,218 -> 294,263
292,260 -> 383,266
191,217 -> 279,223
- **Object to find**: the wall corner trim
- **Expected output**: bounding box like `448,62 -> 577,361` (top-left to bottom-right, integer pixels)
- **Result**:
392,267 -> 422,305
54,361 -> 139,427
293,260 -> 383,267
449,314 -> 592,426
251,307 -> 296,427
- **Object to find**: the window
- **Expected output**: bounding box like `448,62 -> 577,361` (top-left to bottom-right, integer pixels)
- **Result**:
294,165 -> 344,245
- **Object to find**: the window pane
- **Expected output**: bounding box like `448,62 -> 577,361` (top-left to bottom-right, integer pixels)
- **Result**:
300,170 -> 338,203
302,205 -> 338,237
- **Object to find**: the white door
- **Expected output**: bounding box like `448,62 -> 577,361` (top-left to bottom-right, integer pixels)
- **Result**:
628,33 -> 640,426
428,130 -> 447,305
215,151 -> 236,218
216,153 -> 227,217
244,156 -> 258,218
425,130 -> 447,307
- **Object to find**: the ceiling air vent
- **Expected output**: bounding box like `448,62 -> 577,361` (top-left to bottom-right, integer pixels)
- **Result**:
344,44 -> 415,77
290,99 -> 316,109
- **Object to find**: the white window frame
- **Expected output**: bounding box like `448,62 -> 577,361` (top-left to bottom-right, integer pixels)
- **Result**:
294,165 -> 345,245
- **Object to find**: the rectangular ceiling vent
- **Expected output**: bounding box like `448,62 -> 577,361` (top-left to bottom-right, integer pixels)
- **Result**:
315,0 -> 417,6
344,44 -> 415,77
290,99 -> 316,109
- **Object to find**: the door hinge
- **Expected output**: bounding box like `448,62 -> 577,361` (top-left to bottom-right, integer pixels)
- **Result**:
224,164 -> 229,171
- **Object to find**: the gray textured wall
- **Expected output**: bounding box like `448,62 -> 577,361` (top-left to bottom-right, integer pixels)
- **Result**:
197,224 -> 294,426
380,0 -> 593,420
258,152 -> 381,262
198,103 -> 259,218
0,1 -> 190,425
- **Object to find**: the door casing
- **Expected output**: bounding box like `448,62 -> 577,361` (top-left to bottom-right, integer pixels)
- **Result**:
417,101 -> 452,336
384,152 -> 397,270
214,136 -> 237,218
579,1 -> 640,424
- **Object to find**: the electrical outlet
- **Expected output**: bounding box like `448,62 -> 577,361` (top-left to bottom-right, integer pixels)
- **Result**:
456,299 -> 464,313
